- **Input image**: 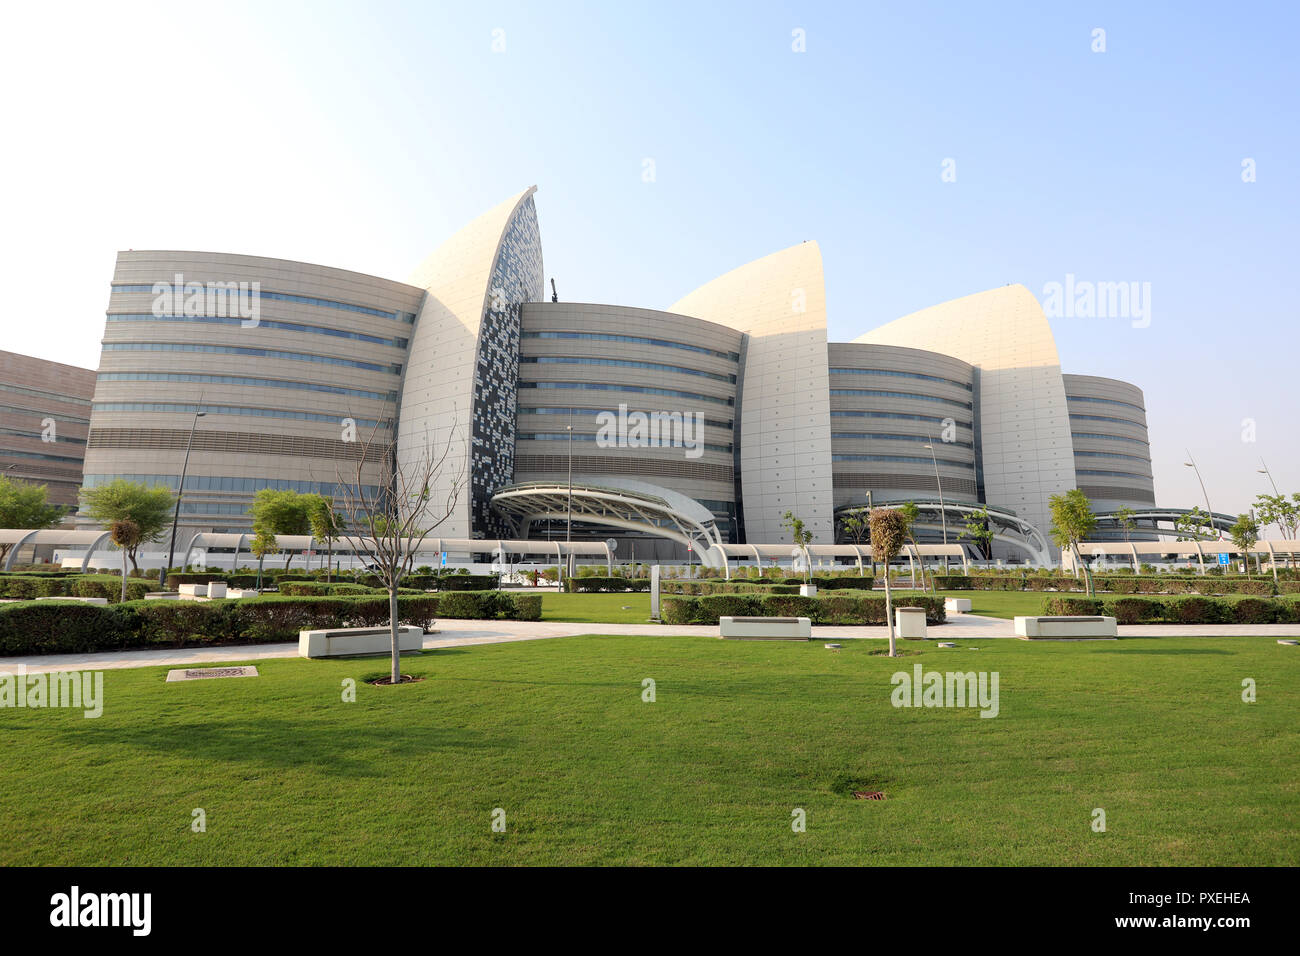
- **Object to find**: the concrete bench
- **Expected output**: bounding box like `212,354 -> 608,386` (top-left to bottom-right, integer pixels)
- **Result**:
1015,615 -> 1118,640
719,616 -> 811,641
299,625 -> 426,659
178,583 -> 208,598
35,596 -> 109,605
944,597 -> 972,613
896,606 -> 928,639
225,588 -> 259,599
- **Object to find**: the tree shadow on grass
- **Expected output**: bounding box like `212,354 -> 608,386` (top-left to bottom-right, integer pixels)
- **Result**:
61,717 -> 504,777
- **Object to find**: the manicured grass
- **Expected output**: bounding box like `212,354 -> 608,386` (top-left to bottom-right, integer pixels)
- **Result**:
3,635 -> 1296,865
541,591 -> 651,623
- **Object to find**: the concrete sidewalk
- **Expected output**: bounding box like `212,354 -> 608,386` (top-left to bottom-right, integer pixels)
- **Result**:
2,615 -> 1297,675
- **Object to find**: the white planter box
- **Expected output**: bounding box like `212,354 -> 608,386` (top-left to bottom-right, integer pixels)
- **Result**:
799,584 -> 818,597
299,625 -> 426,659
719,616 -> 812,641
895,606 -> 928,639
206,581 -> 227,599
1014,615 -> 1117,639
944,598 -> 972,613
178,584 -> 207,598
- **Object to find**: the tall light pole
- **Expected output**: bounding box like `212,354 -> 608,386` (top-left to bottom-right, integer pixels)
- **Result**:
565,408 -> 574,578
1258,458 -> 1280,496
923,437 -> 949,574
160,411 -> 206,587
1183,450 -> 1219,541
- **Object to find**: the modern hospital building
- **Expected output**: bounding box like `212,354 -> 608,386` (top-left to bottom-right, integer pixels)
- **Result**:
76,187 -> 1156,564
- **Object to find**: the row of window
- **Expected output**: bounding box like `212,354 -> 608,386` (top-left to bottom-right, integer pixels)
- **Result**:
830,409 -> 973,429
0,426 -> 85,445
0,381 -> 89,407
1066,394 -> 1145,412
0,403 -> 89,425
1074,449 -> 1151,463
102,342 -> 401,375
832,432 -> 974,449
522,330 -> 739,362
521,355 -> 736,385
96,372 -> 397,402
832,454 -> 974,468
91,402 -> 387,429
830,389 -> 972,410
1069,412 -> 1146,428
105,314 -> 409,349
518,381 -> 734,406
516,432 -> 734,454
0,448 -> 84,464
84,474 -> 381,497
1076,469 -> 1153,481
112,285 -> 417,323
1070,431 -> 1150,446
519,407 -> 733,430
828,367 -> 972,391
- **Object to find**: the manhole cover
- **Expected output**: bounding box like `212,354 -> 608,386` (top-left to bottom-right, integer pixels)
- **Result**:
853,790 -> 886,801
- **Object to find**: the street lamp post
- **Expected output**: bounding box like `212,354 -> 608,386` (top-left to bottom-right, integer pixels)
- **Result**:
923,437 -> 949,574
159,411 -> 206,587
565,409 -> 574,578
1258,458 -> 1280,496
1183,450 -> 1219,541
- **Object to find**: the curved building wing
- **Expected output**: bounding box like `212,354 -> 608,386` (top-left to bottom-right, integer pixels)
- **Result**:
670,242 -> 834,543
398,187 -> 544,539
854,284 -> 1076,542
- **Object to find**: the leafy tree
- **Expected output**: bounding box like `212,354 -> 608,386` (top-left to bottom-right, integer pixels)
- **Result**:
1228,514 -> 1259,576
1174,506 -> 1213,542
839,509 -> 872,576
109,519 -> 141,602
1254,493 -> 1299,567
869,508 -> 907,658
0,476 -> 66,564
79,479 -> 174,572
1114,505 -> 1137,543
249,488 -> 312,569
782,510 -> 814,584
304,494 -> 345,583
959,506 -> 995,561
898,501 -> 929,591
249,529 -> 279,591
1049,489 -> 1098,596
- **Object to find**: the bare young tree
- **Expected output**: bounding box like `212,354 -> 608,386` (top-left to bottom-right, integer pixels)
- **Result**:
333,420 -> 465,685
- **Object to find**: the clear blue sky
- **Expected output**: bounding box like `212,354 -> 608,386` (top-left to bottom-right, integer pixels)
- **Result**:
3,0 -> 1296,518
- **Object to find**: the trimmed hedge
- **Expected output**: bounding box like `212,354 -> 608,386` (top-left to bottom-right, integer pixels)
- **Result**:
564,577 -> 651,593
1040,594 -> 1300,625
661,592 -> 946,626
0,590 -> 544,655
935,574 -> 1280,596
0,574 -> 154,603
660,577 -> 873,596
277,582 -> 379,596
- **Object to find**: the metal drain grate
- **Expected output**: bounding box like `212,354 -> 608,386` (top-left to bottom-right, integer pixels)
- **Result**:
853,790 -> 886,801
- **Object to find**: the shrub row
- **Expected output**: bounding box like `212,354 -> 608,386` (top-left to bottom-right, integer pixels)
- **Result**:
932,574 -> 1281,596
563,577 -> 651,593
0,591 -> 543,656
661,593 -> 946,626
0,573 -> 151,603
661,576 -> 874,596
1040,595 -> 1300,625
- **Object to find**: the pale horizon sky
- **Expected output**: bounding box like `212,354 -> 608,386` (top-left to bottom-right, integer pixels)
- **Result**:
1,0 -> 1295,520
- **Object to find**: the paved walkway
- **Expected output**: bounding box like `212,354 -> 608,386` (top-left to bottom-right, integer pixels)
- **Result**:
2,613 -> 1297,675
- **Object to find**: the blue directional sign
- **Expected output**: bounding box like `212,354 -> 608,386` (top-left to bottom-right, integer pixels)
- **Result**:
1218,553 -> 1230,566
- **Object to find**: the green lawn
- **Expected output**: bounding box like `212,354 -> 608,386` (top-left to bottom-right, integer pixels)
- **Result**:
541,591 -> 652,623
3,635 -> 1296,865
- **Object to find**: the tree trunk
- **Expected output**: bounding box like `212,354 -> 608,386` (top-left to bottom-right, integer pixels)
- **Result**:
389,587 -> 401,684
326,538 -> 333,583
884,573 -> 896,657
1076,545 -> 1094,596
128,547 -> 140,573
120,547 -> 128,603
